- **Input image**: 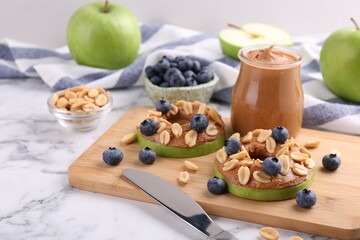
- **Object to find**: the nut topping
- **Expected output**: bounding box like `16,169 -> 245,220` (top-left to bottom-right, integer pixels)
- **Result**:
205,124 -> 218,136
241,131 -> 253,143
239,159 -> 254,167
184,130 -> 197,147
280,137 -> 295,148
88,88 -> 99,98
275,146 -> 289,157
183,102 -> 193,115
160,130 -> 170,145
265,137 -> 276,154
50,93 -> 58,106
147,109 -> 163,117
292,163 -> 308,176
56,97 -> 69,109
197,103 -> 207,114
304,140 -> 320,148
230,132 -> 241,140
169,104 -> 178,115
238,166 -> 251,185
82,103 -> 98,112
259,227 -> 279,240
50,85 -> 110,112
257,129 -> 272,143
95,94 -> 108,107
300,147 -> 312,157
121,132 -> 137,144
223,159 -> 239,171
278,155 -> 290,175
157,122 -> 167,133
252,129 -> 262,137
253,171 -> 271,184
184,160 -> 199,171
178,171 -> 190,184
216,148 -> 228,164
171,123 -> 183,138
208,107 -> 224,126
229,151 -> 248,160
290,151 -> 309,162
304,158 -> 315,169
159,118 -> 172,126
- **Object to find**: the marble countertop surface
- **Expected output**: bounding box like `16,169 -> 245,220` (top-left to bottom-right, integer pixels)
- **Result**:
0,78 -> 330,240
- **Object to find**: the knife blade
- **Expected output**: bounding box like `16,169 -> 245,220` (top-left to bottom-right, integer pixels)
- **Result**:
122,168 -> 238,240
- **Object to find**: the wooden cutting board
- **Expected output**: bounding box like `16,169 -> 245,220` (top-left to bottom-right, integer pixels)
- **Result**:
68,107 -> 360,239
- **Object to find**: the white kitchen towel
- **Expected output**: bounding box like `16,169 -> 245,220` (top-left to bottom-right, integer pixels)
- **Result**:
0,23 -> 359,135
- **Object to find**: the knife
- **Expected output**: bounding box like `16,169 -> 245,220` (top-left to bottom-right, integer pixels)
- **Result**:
122,168 -> 238,240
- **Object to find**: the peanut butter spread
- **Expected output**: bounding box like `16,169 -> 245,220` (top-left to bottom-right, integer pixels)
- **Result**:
216,131 -> 315,190
245,45 -> 298,64
139,101 -> 225,148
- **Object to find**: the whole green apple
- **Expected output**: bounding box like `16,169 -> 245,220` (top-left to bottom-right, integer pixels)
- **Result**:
320,18 -> 360,103
67,1 -> 141,69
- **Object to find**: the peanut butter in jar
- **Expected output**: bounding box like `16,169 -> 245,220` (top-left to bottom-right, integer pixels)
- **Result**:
231,45 -> 303,137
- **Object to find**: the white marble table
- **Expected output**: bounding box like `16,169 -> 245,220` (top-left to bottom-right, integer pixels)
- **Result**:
0,78 -> 329,240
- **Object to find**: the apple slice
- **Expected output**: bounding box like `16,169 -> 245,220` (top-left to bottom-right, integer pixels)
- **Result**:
219,23 -> 293,60
136,130 -> 225,158
214,165 -> 315,201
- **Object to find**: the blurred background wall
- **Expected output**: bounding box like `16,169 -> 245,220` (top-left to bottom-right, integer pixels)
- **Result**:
1,0 -> 359,47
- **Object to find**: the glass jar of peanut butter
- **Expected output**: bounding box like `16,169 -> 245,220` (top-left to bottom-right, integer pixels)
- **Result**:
231,45 -> 303,137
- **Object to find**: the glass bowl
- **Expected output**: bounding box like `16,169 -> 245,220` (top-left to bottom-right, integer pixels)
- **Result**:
47,95 -> 112,132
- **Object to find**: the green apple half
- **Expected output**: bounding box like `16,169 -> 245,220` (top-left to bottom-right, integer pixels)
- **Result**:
320,18 -> 360,103
136,130 -> 225,158
219,23 -> 293,60
214,165 -> 315,201
67,2 -> 141,69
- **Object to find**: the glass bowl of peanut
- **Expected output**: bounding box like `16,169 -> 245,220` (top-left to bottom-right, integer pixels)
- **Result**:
47,85 -> 112,131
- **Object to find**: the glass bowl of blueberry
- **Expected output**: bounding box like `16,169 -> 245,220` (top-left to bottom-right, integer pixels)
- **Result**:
144,55 -> 219,103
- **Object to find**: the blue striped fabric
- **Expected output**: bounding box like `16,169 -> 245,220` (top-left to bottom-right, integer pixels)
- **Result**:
0,24 -> 359,135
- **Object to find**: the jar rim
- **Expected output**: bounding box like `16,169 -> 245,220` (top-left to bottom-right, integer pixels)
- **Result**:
238,45 -> 303,69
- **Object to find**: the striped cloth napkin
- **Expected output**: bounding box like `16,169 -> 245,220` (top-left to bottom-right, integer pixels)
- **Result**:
1,23 -> 359,135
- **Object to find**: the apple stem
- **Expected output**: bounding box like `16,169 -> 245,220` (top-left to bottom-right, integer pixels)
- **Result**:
104,0 -> 109,13
227,22 -> 242,30
227,22 -> 259,38
350,17 -> 359,30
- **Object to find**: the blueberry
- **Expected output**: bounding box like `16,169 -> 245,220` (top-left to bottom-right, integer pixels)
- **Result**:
178,59 -> 194,72
155,99 -> 171,114
174,56 -> 187,63
185,77 -> 198,87
322,153 -> 341,171
262,157 -> 282,176
102,147 -> 123,166
192,60 -> 201,73
138,147 -> 157,165
154,59 -> 170,73
149,75 -> 163,85
139,119 -> 158,136
272,126 -> 289,143
207,176 -> 227,195
162,55 -> 173,62
169,71 -> 186,87
145,66 -> 157,79
224,137 -> 241,155
196,69 -> 214,84
164,67 -> 181,82
159,81 -> 170,88
183,70 -> 197,79
296,189 -> 317,208
190,114 -> 209,131
170,61 -> 178,68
